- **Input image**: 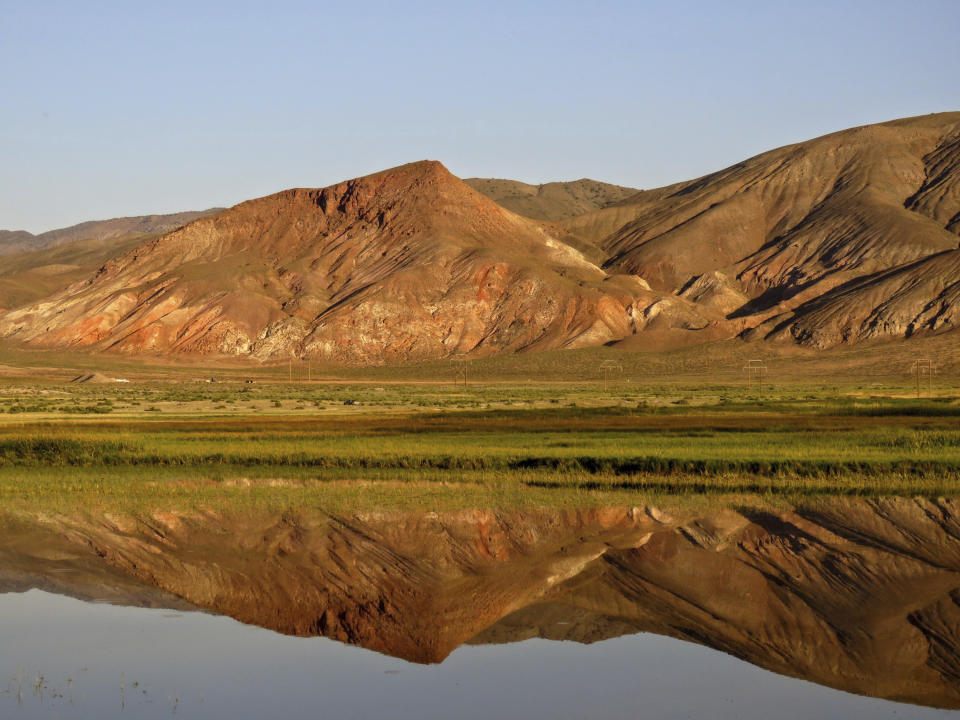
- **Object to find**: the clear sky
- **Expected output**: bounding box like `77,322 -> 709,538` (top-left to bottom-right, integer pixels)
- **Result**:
2,0 -> 958,233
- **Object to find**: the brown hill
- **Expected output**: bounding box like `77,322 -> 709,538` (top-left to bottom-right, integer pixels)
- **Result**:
2,113 -> 959,362
0,230 -> 35,250
0,234 -> 153,311
0,208 -> 223,256
562,112 -> 960,346
754,249 -> 960,347
0,209 -> 224,312
464,178 -> 639,222
0,161 -> 633,363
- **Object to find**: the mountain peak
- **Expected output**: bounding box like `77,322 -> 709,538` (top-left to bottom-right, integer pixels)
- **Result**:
3,112 -> 960,362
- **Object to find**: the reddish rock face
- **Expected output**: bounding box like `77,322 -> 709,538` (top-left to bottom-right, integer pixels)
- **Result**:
5,498 -> 960,708
2,113 -> 960,361
0,162 -> 636,363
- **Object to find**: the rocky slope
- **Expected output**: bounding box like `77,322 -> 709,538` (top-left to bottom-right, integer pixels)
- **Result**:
754,249 -> 960,347
0,209 -> 225,312
5,498 -> 960,708
1,113 -> 959,361
0,161 -> 636,363
564,112 -> 960,346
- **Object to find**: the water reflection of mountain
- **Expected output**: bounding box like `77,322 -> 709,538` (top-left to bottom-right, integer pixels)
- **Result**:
2,499 -> 959,708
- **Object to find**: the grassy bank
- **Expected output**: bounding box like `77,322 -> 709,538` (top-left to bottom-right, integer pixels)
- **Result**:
0,385 -> 958,513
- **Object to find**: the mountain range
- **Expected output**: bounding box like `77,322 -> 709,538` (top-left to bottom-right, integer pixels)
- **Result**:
1,112 -> 957,363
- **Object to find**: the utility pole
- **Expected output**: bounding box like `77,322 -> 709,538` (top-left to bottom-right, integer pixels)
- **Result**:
452,357 -> 469,387
913,359 -> 934,398
743,359 -> 768,393
599,360 -> 623,393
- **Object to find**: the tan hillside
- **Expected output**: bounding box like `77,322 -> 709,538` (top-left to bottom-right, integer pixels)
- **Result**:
0,230 -> 35,251
0,161 -> 635,363
0,208 -> 223,256
464,178 -> 639,222
562,112 -> 960,347
573,113 -> 960,292
0,234 -> 152,311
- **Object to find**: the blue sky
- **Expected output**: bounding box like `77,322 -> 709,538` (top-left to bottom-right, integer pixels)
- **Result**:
2,0 -> 958,233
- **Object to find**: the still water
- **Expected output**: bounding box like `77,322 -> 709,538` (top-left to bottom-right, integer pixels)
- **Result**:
2,497 -> 959,718
2,590 -> 953,720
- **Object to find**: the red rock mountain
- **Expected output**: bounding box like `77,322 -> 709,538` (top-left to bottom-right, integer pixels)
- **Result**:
1,112 -> 959,361
0,162 -> 633,362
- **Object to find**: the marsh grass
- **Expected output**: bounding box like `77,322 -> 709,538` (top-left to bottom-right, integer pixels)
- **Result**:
0,380 -> 958,514
4,419 -> 960,472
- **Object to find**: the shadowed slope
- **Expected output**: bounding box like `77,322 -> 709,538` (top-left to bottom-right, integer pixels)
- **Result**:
756,249 -> 960,347
563,113 -> 960,346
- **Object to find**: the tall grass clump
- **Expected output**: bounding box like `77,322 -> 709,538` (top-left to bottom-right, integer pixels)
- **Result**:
0,437 -> 134,465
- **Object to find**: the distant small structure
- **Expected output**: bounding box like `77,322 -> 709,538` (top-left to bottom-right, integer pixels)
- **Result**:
598,360 -> 623,392
743,359 -> 768,392
451,356 -> 470,387
288,356 -> 312,383
911,359 -> 935,398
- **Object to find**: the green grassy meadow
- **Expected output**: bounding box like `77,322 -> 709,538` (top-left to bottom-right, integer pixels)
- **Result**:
1,366 -> 959,513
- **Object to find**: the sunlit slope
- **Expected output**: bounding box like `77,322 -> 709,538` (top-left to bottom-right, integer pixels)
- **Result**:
0,161 -> 633,363
0,235 -> 152,311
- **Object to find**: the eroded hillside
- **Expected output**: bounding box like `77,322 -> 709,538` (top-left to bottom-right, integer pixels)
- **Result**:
1,113 -> 959,361
0,162 -> 635,362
